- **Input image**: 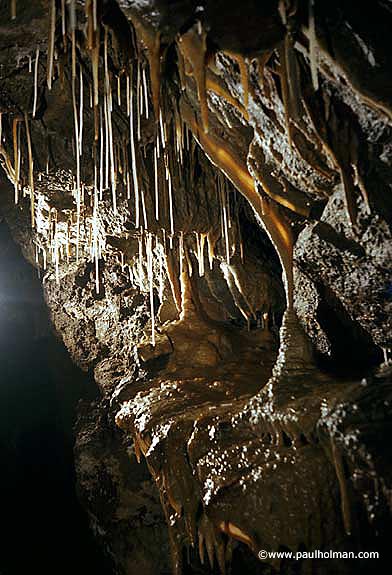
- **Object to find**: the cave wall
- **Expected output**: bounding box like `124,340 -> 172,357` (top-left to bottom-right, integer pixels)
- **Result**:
0,1 -> 392,574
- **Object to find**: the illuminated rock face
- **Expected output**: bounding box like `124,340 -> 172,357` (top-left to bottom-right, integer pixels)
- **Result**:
0,1 -> 392,574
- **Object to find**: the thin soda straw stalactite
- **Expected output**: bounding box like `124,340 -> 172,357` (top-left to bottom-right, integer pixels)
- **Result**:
104,27 -> 117,213
129,65 -> 140,228
136,61 -> 141,141
141,188 -> 148,229
117,75 -> 121,107
219,174 -> 230,264
142,66 -> 149,119
33,47 -> 39,118
61,0 -> 66,46
11,0 -> 16,20
179,230 -> 184,280
99,106 -> 104,200
138,231 -> 144,286
24,113 -> 35,227
154,141 -> 159,220
146,233 -> 155,346
79,66 -> 84,158
12,118 -> 19,204
308,0 -> 319,92
47,0 -> 56,90
72,65 -> 81,262
199,233 -> 206,276
93,181 -> 100,293
157,234 -> 164,302
159,109 -> 166,149
54,221 -> 60,285
166,159 -> 174,248
126,73 -> 130,116
104,91 -> 109,189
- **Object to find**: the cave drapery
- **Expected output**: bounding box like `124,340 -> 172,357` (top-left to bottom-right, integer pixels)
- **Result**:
0,1 -> 391,574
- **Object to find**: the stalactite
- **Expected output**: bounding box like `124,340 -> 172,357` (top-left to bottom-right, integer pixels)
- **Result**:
54,221 -> 60,285
308,0 -> 319,91
11,0 -> 16,20
33,47 -> 39,118
72,67 -> 81,261
126,74 -> 130,116
154,142 -> 159,220
129,67 -> 140,228
93,184 -> 100,293
61,0 -> 66,47
137,61 -> 142,141
159,109 -> 166,149
12,118 -> 19,204
79,67 -> 84,156
177,25 -> 209,133
158,235 -> 164,302
141,188 -> 148,229
142,66 -> 149,119
182,101 -> 294,308
166,159 -> 174,247
207,232 -> 215,270
219,175 -> 230,264
24,113 -> 35,227
146,233 -> 155,346
47,0 -> 56,90
103,27 -> 117,212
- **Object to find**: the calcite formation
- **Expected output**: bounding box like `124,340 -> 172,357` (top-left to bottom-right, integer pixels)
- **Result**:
0,1 -> 391,573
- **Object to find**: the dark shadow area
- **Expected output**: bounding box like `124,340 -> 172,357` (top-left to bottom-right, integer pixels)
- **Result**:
0,221 -> 113,575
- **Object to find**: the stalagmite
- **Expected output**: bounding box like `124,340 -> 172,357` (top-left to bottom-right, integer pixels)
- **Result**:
33,47 -> 39,118
146,233 -> 155,346
47,0 -> 56,90
24,113 -> 35,227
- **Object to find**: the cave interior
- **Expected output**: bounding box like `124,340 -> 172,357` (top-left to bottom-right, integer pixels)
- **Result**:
0,1 -> 391,574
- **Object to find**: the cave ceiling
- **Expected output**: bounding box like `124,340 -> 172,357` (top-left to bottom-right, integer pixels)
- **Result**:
0,1 -> 392,573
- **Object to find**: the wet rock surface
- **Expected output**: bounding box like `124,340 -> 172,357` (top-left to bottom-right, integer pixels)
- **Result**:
0,1 -> 392,574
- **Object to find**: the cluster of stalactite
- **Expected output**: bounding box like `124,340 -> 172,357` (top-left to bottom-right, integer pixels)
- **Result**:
1,2 -> 391,572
